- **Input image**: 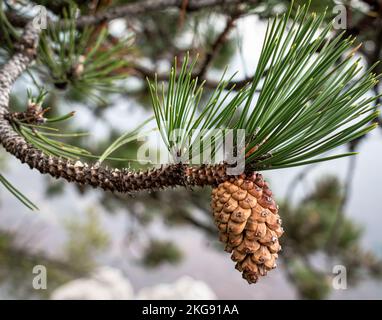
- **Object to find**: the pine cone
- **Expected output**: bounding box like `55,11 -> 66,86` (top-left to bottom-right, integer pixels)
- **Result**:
211,172 -> 283,283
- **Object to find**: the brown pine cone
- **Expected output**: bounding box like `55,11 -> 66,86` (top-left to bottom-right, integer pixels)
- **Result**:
211,172 -> 283,284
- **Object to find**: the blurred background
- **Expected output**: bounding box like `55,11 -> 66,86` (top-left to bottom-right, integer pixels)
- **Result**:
0,0 -> 382,299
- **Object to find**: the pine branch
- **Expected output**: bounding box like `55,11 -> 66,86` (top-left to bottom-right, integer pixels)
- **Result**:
0,24 -> 230,194
4,0 -> 257,29
0,173 -> 39,210
75,0 -> 257,27
36,6 -> 133,96
1,4 -> 380,198
148,5 -> 380,172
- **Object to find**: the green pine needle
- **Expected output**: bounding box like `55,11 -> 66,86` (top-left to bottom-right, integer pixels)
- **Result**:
98,116 -> 154,165
241,4 -> 380,169
0,173 -> 39,211
148,3 -> 380,170
11,90 -> 134,163
148,53 -> 248,161
13,121 -> 131,162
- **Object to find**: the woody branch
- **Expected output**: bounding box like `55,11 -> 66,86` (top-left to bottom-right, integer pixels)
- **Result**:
0,19 -> 234,194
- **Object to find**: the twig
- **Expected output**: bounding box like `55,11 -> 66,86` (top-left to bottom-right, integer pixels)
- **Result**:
197,10 -> 242,78
5,0 -> 257,29
177,0 -> 189,29
76,0 -> 256,28
181,213 -> 216,235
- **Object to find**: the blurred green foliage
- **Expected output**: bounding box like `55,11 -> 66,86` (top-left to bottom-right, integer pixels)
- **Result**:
142,240 -> 183,268
0,208 -> 109,298
281,176 -> 382,299
64,209 -> 109,272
